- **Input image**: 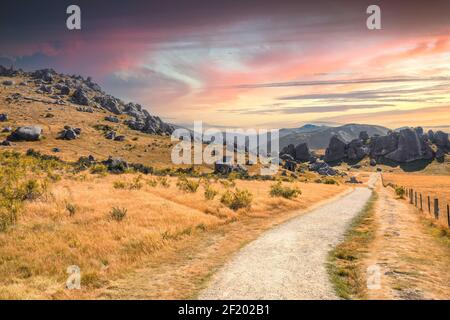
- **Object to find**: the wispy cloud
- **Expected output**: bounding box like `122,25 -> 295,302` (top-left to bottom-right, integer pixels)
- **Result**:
221,104 -> 394,115
233,76 -> 450,89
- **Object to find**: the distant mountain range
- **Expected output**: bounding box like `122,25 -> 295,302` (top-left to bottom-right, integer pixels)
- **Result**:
279,123 -> 390,150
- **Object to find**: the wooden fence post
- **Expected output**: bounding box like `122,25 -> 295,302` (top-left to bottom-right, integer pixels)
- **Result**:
447,205 -> 450,228
414,192 -> 417,207
420,194 -> 423,211
409,189 -> 413,204
428,196 -> 431,213
434,198 -> 439,219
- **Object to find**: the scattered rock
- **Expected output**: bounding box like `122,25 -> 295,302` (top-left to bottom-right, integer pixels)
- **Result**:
2,126 -> 12,132
59,126 -> 81,140
114,135 -> 125,142
309,161 -> 338,176
60,85 -> 70,95
0,114 -> 8,122
346,176 -> 361,184
77,155 -> 96,168
1,140 -> 12,146
76,106 -> 94,113
283,159 -> 297,172
214,158 -> 248,175
72,88 -> 90,106
103,157 -> 128,173
38,84 -> 53,94
32,69 -> 55,82
105,131 -> 116,140
370,158 -> 377,166
2,80 -> 14,86
8,126 -> 43,141
105,115 -> 120,123
52,147 -> 61,153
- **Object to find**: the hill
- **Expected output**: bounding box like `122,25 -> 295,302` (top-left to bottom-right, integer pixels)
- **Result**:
280,123 -> 389,150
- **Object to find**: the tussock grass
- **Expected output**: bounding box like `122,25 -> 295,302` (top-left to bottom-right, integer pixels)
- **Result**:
220,189 -> 253,211
327,192 -> 378,300
270,181 -> 301,199
176,176 -> 200,193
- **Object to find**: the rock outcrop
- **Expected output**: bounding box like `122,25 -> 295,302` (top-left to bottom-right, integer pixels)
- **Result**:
0,65 -> 174,137
346,138 -> 369,161
384,128 -> 433,163
324,135 -> 347,162
280,142 -> 311,162
322,128 -> 448,164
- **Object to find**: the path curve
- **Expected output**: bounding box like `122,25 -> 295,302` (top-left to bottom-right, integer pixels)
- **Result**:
199,175 -> 377,300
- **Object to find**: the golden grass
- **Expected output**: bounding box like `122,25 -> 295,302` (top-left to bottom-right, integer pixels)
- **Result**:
0,169 -> 348,299
382,173 -> 450,228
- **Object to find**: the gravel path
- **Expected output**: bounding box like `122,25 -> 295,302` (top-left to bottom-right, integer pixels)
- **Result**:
199,175 -> 377,300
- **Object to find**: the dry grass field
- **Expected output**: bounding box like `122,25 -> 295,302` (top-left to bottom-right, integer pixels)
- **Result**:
382,173 -> 450,228
0,151 -> 348,299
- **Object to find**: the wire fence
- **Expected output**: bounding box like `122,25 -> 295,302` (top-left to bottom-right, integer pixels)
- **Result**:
381,174 -> 450,229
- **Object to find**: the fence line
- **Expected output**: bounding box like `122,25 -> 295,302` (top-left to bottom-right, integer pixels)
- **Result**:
381,174 -> 450,228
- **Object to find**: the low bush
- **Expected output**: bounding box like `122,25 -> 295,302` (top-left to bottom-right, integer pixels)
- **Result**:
176,176 -> 200,193
66,202 -> 77,216
113,181 -> 126,189
204,185 -> 218,200
395,186 -> 405,199
220,188 -> 253,211
110,207 -> 127,221
129,175 -> 143,190
157,176 -> 170,188
90,164 -> 108,175
270,181 -> 301,199
147,178 -> 158,187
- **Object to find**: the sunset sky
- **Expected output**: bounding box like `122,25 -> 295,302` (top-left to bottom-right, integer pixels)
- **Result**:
1,0 -> 450,130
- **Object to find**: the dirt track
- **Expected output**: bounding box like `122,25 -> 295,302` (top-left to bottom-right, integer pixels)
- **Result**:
199,175 -> 377,299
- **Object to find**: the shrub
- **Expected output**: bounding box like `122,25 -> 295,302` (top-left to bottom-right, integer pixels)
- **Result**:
129,175 -> 143,190
323,178 -> 338,185
66,203 -> 77,216
220,188 -> 253,211
157,176 -> 170,188
110,207 -> 127,221
219,179 -> 235,188
395,187 -> 405,199
47,172 -> 61,182
90,164 -> 108,175
204,186 -> 218,200
21,179 -> 45,201
270,181 -> 301,199
113,181 -> 126,189
147,178 -> 158,187
176,176 -> 200,193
